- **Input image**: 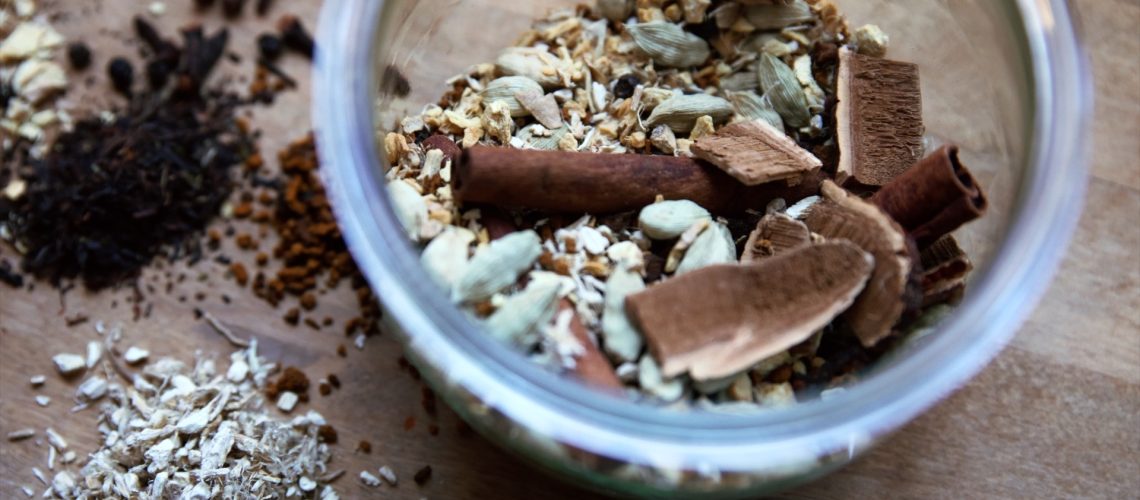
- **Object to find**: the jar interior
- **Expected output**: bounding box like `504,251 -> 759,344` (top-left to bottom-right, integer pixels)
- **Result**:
366,0 -> 1032,407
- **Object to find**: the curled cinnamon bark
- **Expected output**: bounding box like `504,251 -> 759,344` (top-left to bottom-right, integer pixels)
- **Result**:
871,145 -> 988,247
454,146 -> 821,214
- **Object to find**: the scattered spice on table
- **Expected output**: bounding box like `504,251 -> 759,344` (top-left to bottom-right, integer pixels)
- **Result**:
266,365 -> 311,402
414,465 -> 433,486
216,133 -> 385,336
277,15 -> 314,59
65,42 -> 91,70
2,17 -> 252,291
19,326 -> 342,499
0,258 -> 24,288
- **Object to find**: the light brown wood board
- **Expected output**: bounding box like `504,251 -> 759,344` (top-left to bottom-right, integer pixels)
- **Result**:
1,0 -> 1137,498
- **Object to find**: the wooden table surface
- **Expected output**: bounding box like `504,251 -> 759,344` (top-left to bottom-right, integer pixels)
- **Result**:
1,0 -> 1137,498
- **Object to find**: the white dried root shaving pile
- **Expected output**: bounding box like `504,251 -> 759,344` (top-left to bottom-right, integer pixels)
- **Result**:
46,338 -> 340,499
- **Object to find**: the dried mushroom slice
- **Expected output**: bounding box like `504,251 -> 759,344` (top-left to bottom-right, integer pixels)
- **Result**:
690,119 -> 822,186
801,180 -> 915,347
741,212 -> 812,262
835,47 -> 924,187
625,241 -> 874,380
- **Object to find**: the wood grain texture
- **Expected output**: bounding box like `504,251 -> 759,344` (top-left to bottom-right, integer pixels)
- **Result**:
2,0 -> 1138,499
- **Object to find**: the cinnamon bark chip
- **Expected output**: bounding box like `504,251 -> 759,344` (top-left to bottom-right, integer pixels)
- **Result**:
741,212 -> 812,262
801,180 -> 917,347
871,145 -> 988,246
558,300 -> 623,392
919,235 -> 972,306
835,47 -> 924,187
691,119 -> 822,186
421,134 -> 462,166
626,242 -> 874,380
454,146 -> 822,214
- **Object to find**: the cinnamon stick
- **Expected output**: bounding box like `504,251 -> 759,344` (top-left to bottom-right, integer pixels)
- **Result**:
871,145 -> 988,247
454,146 -> 821,214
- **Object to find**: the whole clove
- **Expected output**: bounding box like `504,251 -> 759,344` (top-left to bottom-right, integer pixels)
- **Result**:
134,17 -> 175,56
256,58 -> 297,88
257,33 -> 283,61
256,0 -> 275,16
277,15 -> 314,59
613,74 -> 639,99
380,65 -> 411,98
134,17 -> 181,89
0,259 -> 24,288
107,58 -> 134,96
0,81 -> 11,111
177,26 -> 230,95
146,59 -> 175,89
222,0 -> 247,18
413,466 -> 432,486
66,42 -> 92,70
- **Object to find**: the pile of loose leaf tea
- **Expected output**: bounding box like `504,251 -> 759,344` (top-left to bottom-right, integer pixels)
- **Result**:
1,19 -> 253,290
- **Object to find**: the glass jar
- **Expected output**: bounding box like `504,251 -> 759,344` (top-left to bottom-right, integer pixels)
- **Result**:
312,0 -> 1090,496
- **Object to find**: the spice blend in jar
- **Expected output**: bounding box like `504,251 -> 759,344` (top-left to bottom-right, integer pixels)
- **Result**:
380,0 -> 988,408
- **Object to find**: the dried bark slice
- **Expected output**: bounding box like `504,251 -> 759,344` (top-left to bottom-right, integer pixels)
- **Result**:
919,235 -> 972,306
691,119 -> 822,186
801,180 -> 915,347
626,242 -> 873,380
741,212 -> 812,262
835,47 -> 924,187
559,300 -> 623,392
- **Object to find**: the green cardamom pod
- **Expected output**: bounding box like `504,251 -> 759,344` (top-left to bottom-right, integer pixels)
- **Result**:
626,21 -> 711,68
756,53 -> 811,128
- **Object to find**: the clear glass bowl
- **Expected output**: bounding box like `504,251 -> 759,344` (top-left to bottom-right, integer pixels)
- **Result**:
313,1 -> 1090,496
